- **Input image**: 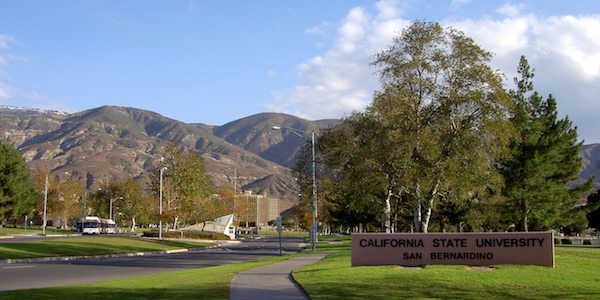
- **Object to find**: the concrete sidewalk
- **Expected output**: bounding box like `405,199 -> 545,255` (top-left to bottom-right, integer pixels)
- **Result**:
230,252 -> 329,300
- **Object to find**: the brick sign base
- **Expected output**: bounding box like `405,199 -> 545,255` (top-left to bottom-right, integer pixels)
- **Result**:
351,232 -> 554,268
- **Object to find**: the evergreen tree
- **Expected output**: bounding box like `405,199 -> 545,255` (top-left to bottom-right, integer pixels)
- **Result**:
503,56 -> 593,231
0,139 -> 36,228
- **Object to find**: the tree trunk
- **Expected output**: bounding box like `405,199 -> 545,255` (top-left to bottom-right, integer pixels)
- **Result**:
413,184 -> 423,232
420,180 -> 440,233
382,187 -> 393,233
130,217 -> 136,232
521,200 -> 529,232
173,216 -> 179,230
61,216 -> 67,230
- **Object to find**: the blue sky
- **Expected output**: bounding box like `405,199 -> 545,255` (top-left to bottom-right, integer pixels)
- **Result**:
1,1 -> 599,143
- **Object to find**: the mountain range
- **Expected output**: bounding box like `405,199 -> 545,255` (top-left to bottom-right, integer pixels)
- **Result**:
1,105 -> 599,199
0,105 -> 337,199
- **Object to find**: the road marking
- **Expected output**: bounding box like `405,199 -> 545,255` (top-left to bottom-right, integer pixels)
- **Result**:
2,265 -> 35,270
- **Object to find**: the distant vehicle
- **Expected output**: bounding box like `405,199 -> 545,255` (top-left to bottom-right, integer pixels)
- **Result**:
77,216 -> 102,235
100,218 -> 117,234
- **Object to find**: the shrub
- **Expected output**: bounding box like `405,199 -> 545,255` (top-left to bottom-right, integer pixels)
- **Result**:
554,238 -> 562,245
561,238 -> 573,245
583,240 -> 592,245
142,230 -> 230,240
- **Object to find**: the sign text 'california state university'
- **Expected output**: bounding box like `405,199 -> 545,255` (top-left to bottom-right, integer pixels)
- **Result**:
351,232 -> 554,268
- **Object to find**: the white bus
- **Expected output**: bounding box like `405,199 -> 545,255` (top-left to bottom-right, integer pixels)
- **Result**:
78,216 -> 101,234
100,218 -> 117,234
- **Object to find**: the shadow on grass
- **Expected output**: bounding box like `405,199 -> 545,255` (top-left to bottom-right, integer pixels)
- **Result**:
1,285 -> 229,300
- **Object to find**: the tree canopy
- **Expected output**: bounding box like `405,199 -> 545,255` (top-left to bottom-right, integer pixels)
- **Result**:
150,143 -> 215,229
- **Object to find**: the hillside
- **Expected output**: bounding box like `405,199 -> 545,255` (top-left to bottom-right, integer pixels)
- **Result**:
213,112 -> 336,168
580,143 -> 600,189
1,106 -> 319,197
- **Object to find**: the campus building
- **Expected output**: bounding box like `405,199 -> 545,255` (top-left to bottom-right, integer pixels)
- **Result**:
234,191 -> 296,233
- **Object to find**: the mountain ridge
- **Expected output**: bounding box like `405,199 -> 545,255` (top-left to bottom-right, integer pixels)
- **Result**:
1,105 -> 338,198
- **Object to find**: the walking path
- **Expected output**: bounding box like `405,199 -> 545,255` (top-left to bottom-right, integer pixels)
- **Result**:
230,252 -> 329,300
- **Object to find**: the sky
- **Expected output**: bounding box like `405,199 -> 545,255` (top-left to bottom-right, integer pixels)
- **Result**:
1,0 -> 599,143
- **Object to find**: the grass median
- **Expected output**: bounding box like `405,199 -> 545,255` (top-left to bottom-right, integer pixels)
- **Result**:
294,242 -> 600,299
0,226 -> 73,236
1,254 -> 292,300
0,236 -> 212,260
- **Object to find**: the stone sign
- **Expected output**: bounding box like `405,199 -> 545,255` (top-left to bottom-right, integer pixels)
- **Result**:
351,232 -> 554,268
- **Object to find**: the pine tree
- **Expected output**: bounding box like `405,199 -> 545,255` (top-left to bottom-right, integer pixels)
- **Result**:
0,139 -> 36,228
503,56 -> 593,231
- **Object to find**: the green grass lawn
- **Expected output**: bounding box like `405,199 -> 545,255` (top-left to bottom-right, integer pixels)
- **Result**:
0,236 -> 212,259
294,246 -> 600,299
0,254 -> 293,300
0,226 -> 74,236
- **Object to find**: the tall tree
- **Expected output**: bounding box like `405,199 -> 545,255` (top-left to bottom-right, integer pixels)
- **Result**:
315,113 -> 402,233
150,143 -> 214,229
51,178 -> 84,229
96,178 -> 152,231
503,56 -> 593,231
368,21 -> 513,232
0,139 -> 36,228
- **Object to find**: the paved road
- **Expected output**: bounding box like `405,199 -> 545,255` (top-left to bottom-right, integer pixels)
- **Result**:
0,235 -> 306,291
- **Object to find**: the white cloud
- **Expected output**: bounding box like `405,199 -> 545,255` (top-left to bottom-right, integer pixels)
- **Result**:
306,22 -> 331,36
451,0 -> 472,9
267,6 -> 382,119
496,3 -> 525,17
187,0 -> 199,15
268,1 -> 600,143
452,11 -> 600,142
375,0 -> 405,20
0,35 -> 14,49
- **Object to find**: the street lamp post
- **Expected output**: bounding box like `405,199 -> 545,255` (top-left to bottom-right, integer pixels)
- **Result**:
272,126 -> 318,251
109,196 -> 123,220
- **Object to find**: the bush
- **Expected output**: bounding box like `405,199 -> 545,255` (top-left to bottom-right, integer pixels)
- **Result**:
554,238 -> 561,245
561,238 -> 573,245
142,230 -> 230,240
584,240 -> 592,245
